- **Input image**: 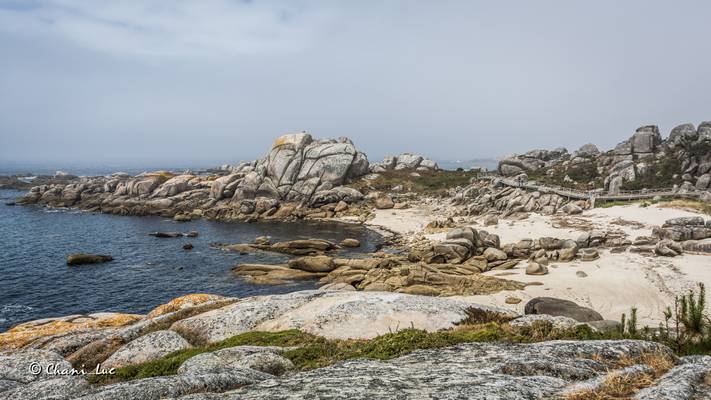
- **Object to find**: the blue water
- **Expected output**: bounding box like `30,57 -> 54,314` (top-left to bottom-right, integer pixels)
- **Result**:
0,189 -> 382,332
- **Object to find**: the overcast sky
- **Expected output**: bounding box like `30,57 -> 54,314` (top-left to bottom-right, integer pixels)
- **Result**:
1,0 -> 710,169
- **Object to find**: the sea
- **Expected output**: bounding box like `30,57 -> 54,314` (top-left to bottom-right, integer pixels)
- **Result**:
0,188 -> 382,332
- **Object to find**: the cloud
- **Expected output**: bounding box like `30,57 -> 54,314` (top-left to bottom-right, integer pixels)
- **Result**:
0,0 -> 334,57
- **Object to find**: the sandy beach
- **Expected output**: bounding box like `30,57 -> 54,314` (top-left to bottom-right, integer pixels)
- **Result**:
368,203 -> 711,326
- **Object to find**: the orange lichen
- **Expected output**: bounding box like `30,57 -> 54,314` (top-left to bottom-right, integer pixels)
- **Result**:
147,293 -> 225,318
0,313 -> 143,350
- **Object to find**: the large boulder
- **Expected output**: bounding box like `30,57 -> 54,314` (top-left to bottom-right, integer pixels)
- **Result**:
152,175 -> 194,198
630,125 -> 662,154
524,297 -> 603,322
260,134 -> 368,201
288,256 -> 337,273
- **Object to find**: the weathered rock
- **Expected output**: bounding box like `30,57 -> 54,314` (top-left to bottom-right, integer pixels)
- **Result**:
525,262 -> 548,275
103,330 -> 192,368
483,247 -> 507,262
579,248 -> 599,261
655,240 -> 684,257
0,313 -> 143,351
147,294 -> 229,318
339,238 -> 360,248
170,290 -> 514,342
270,239 -> 338,255
539,237 -> 563,250
524,297 -> 603,322
429,240 -> 472,264
66,253 -> 113,266
288,256 -> 336,273
75,371 -> 271,400
192,340 -> 673,400
373,194 -> 394,209
0,349 -> 72,385
681,238 -> 711,254
445,227 -> 478,244
3,376 -> 92,400
663,216 -> 705,227
558,246 -> 578,262
178,346 -> 293,377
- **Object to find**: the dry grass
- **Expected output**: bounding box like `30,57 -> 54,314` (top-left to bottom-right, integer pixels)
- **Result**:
565,371 -> 655,400
564,351 -> 675,399
657,199 -> 711,216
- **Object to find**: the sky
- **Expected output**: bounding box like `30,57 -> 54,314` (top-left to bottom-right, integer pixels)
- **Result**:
1,0 -> 710,169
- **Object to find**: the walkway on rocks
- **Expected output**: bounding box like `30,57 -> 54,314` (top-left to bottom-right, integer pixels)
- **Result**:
476,174 -> 700,205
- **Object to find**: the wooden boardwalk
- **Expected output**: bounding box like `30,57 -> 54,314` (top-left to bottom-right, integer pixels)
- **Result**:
476,174 -> 700,204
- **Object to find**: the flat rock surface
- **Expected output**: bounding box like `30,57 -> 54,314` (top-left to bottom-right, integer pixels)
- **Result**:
171,340 -> 681,400
170,290 -> 513,341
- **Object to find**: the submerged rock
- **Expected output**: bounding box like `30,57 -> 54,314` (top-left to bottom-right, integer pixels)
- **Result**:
66,253 -> 113,266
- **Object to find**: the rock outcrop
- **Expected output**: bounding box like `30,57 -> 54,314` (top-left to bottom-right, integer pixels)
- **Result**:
16,133 -> 370,222
498,148 -> 569,176
652,216 -> 711,255
369,153 -> 439,173
494,120 -> 711,197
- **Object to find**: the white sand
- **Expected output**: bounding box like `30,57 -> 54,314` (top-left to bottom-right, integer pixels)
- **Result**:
367,202 -> 710,326
462,252 -> 711,326
367,207 -> 435,235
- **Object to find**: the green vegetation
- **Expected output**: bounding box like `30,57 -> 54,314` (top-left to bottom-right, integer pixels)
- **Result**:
622,283 -> 711,355
687,140 -> 711,158
620,156 -> 681,190
349,169 -> 480,195
526,162 -> 603,191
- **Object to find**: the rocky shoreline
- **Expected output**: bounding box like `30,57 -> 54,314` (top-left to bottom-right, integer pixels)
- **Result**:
3,123 -> 711,399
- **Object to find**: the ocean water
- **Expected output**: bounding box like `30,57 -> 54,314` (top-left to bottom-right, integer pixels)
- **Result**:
0,189 -> 382,332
